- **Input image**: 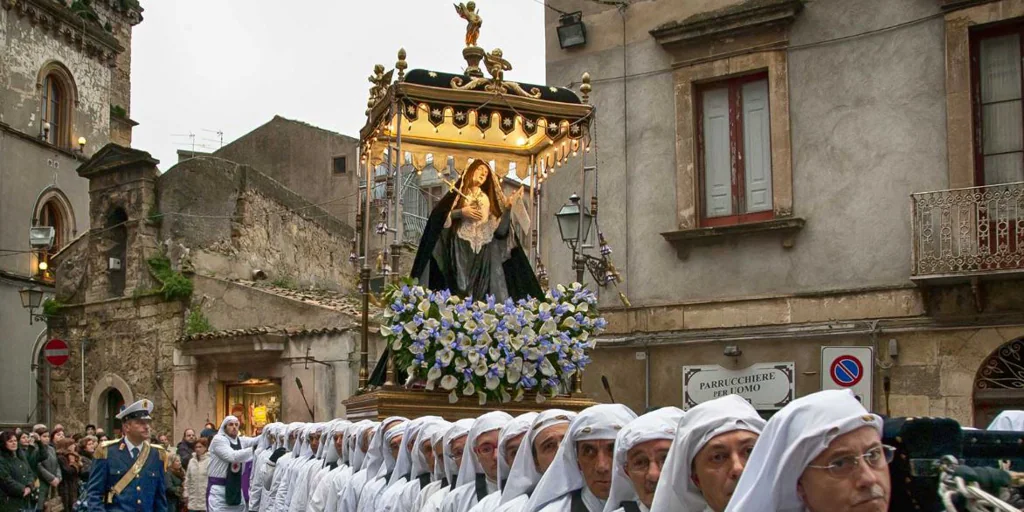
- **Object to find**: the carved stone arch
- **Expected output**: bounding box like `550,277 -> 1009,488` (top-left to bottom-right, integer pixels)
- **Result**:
973,337 -> 1024,428
33,186 -> 77,243
89,373 -> 134,427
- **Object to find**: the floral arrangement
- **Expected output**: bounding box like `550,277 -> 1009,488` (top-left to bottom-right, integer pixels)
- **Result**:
380,281 -> 607,405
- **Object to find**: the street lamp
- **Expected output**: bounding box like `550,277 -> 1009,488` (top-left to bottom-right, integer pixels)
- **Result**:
556,193 -> 594,283
19,286 -> 45,325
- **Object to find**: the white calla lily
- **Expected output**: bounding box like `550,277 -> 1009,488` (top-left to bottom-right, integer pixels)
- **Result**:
440,375 -> 459,390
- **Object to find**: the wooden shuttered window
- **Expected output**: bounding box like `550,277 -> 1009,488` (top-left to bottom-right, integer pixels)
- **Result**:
698,73 -> 774,227
973,26 -> 1024,185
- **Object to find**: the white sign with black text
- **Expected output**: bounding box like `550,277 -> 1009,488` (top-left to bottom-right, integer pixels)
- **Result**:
682,362 -> 795,410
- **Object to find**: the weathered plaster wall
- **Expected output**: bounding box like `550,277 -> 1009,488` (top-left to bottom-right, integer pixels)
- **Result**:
0,5 -> 112,153
157,157 -> 357,292
541,0 -> 948,306
49,294 -> 184,436
212,116 -> 361,228
192,276 -> 357,332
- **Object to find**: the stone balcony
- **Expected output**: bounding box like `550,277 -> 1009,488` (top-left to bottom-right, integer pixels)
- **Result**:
911,181 -> 1024,284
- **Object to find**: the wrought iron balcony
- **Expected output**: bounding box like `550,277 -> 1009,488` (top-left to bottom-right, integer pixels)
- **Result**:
911,182 -> 1024,282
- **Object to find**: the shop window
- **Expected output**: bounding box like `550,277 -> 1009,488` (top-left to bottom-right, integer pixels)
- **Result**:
225,379 -> 281,436
698,72 -> 774,227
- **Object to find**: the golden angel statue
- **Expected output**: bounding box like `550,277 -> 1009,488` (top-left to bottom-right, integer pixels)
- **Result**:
454,1 -> 482,47
484,48 -> 512,83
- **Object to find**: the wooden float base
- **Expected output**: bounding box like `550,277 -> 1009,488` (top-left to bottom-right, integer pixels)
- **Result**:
342,387 -> 598,421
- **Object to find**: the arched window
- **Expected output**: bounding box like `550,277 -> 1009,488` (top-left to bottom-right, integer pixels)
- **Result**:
33,188 -> 75,281
37,62 -> 77,148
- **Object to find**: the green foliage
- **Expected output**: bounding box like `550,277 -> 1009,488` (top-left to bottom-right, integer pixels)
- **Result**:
147,255 -> 193,301
42,298 -> 65,317
110,105 -> 128,119
186,308 -> 213,335
145,207 -> 162,226
69,0 -> 100,24
270,277 -> 297,289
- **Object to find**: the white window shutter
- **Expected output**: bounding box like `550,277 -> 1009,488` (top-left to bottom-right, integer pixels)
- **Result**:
703,87 -> 732,217
742,79 -> 773,213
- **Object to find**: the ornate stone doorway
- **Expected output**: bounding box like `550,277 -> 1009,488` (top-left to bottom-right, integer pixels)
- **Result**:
973,337 -> 1024,428
88,373 -> 133,433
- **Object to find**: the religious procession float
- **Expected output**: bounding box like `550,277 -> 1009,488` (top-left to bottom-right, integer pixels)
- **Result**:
341,2 -> 620,421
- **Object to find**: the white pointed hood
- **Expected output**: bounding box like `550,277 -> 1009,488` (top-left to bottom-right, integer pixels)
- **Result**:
444,419 -> 476,486
456,411 -> 513,486
389,416 -> 444,486
417,420 -> 452,482
725,389 -> 882,512
498,413 -> 538,489
524,404 -> 637,512
649,395 -> 764,512
349,421 -> 379,471
363,416 -> 408,477
500,409 -> 576,506
603,407 -> 684,512
988,410 -> 1024,431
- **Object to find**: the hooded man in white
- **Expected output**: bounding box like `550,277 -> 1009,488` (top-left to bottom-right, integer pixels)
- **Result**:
649,395 -> 764,512
725,390 -> 888,512
276,423 -> 321,512
248,423 -> 282,512
208,415 -> 260,512
344,416 -> 407,512
466,413 -> 538,512
988,410 -> 1024,430
309,421 -> 364,512
263,422 -> 305,512
524,404 -> 637,512
288,421 -> 343,512
384,418 -> 451,512
377,416 -> 445,512
440,411 -> 514,512
496,410 -> 577,512
421,418 -> 475,512
339,420 -> 396,512
325,421 -> 378,512
603,407 -> 684,512
359,419 -> 410,512
390,419 -> 453,512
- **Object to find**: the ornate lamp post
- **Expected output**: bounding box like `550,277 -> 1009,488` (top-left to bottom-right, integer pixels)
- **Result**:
555,193 -> 593,284
19,286 -> 46,325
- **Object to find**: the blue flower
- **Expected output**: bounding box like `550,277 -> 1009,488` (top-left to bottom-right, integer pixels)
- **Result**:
594,318 -> 608,329
401,285 -> 410,297
390,324 -> 403,335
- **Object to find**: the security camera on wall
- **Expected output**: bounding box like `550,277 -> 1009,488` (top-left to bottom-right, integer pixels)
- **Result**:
29,226 -> 55,249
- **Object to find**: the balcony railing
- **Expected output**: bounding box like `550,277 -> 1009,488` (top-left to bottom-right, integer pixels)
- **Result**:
911,182 -> 1024,280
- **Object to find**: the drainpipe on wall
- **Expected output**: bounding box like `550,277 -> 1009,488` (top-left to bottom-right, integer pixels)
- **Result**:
644,344 -> 650,411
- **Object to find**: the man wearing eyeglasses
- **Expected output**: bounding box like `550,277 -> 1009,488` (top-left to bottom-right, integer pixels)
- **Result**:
649,395 -> 765,512
441,411 -> 514,512
524,404 -> 638,512
725,389 -> 892,512
603,407 -> 684,512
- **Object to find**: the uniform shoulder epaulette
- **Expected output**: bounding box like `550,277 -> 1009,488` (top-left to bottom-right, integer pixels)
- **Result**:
150,444 -> 165,451
95,439 -> 119,460
150,443 -> 168,463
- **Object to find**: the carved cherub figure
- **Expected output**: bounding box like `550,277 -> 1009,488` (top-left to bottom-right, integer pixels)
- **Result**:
368,64 -> 393,101
484,48 -> 511,82
454,1 -> 482,47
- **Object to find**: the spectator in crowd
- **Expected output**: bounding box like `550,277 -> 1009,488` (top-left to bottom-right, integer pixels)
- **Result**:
16,433 -> 33,462
112,428 -> 121,439
158,434 -> 171,447
177,429 -> 197,470
93,428 -> 104,440
50,428 -> 65,444
182,437 -> 210,512
55,438 -> 81,511
96,434 -> 108,444
31,425 -> 60,511
0,430 -> 36,512
77,436 -> 97,483
166,454 -> 186,512
199,423 -> 217,440
71,433 -> 82,443
84,425 -> 96,437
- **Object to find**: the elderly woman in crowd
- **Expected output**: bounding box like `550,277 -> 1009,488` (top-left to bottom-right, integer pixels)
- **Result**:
77,436 -> 97,483
0,430 -> 36,512
30,425 -> 60,511
166,453 -> 187,512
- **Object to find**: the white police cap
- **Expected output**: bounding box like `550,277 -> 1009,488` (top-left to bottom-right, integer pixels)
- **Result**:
115,399 -> 153,421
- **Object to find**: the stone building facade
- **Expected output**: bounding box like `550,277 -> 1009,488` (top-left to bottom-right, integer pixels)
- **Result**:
47,143 -> 383,437
0,0 -> 142,427
540,0 -> 1024,426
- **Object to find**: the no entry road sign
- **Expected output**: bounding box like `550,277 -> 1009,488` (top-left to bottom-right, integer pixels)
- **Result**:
44,339 -> 69,367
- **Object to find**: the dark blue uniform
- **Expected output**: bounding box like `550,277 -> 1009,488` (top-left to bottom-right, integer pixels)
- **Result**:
86,439 -> 168,512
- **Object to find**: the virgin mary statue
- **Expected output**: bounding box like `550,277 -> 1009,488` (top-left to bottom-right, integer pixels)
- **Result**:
410,159 -> 543,302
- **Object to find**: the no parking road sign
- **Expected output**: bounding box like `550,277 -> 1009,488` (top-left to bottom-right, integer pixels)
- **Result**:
821,346 -> 873,412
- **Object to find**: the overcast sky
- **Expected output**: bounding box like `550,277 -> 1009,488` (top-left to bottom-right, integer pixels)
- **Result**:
130,0 -> 547,169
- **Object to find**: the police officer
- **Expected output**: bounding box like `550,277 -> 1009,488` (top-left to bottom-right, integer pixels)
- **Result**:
86,399 -> 168,511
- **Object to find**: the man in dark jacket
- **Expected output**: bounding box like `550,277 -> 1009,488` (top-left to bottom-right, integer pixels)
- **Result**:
176,429 -> 197,470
